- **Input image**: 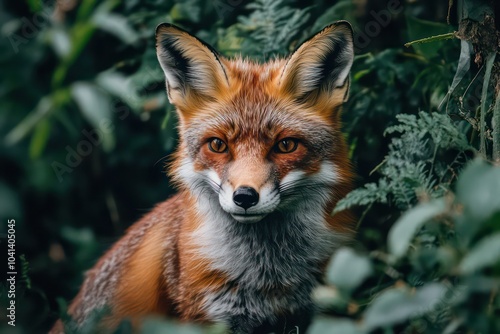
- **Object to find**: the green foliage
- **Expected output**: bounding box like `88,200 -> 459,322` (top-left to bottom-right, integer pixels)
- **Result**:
1,0 -> 499,333
326,248 -> 373,294
336,112 -> 472,212
388,198 -> 447,259
218,0 -> 310,60
140,319 -> 227,334
312,160 -> 500,334
19,254 -> 32,289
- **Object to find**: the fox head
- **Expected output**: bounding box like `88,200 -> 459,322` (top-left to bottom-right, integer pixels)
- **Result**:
156,22 -> 354,224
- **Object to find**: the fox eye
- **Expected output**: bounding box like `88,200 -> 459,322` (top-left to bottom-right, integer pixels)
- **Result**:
275,138 -> 299,153
208,138 -> 228,153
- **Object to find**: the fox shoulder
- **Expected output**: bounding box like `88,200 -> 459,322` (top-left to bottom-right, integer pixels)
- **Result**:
51,195 -> 186,333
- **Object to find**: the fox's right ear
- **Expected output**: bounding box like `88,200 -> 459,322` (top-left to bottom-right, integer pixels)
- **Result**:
279,21 -> 354,103
155,23 -> 229,107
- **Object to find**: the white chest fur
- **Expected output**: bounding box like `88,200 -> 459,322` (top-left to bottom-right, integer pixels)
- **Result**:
192,195 -> 347,324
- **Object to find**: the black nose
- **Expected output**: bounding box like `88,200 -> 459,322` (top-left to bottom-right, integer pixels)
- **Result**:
233,186 -> 259,210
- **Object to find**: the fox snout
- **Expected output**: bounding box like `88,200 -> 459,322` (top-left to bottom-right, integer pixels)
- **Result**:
218,173 -> 280,224
208,156 -> 278,223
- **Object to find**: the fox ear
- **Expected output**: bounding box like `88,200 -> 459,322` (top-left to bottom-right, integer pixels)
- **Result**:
279,21 -> 354,101
156,23 -> 229,106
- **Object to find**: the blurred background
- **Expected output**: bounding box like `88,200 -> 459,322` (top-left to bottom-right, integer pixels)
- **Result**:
1,0 -> 498,333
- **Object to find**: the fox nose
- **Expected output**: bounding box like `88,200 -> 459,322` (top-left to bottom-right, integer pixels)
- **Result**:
233,186 -> 259,210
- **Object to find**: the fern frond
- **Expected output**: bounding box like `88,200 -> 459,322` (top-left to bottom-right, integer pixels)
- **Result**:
335,112 -> 472,213
335,182 -> 389,213
231,0 -> 310,60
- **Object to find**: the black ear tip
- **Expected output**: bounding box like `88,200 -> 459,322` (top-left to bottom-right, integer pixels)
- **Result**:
324,20 -> 354,37
333,20 -> 353,28
155,23 -> 181,36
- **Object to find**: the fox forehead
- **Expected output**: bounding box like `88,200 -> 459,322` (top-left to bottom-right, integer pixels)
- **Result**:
179,58 -> 341,145
179,58 -> 343,120
225,57 -> 286,89
186,107 -> 335,144
178,58 -> 287,117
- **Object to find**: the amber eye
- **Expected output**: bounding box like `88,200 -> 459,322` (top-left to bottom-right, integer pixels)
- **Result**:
275,138 -> 299,153
208,138 -> 228,153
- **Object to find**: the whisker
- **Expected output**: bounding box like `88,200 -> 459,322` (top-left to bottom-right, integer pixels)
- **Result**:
174,161 -> 222,194
154,155 -> 172,167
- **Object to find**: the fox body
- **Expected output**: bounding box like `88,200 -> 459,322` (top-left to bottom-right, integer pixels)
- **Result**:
52,21 -> 356,333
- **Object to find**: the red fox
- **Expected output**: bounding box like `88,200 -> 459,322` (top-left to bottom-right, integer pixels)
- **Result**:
51,21 -> 355,333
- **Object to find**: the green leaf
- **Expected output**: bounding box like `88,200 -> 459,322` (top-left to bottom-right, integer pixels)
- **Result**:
326,248 -> 373,293
129,48 -> 165,88
450,40 -> 472,93
353,69 -> 371,81
140,318 -> 211,334
231,0 -> 311,60
47,27 -> 72,58
459,232 -> 500,274
71,82 -> 115,151
170,1 -> 202,23
161,108 -> 172,130
76,0 -> 99,22
363,283 -> 448,331
61,226 -> 95,245
52,23 -> 96,88
438,40 -> 472,110
29,118 -> 51,159
5,96 -> 53,145
333,182 -> 388,213
311,0 -> 355,33
312,285 -> 347,310
71,82 -> 111,125
309,317 -> 365,334
26,0 -> 42,12
19,254 -> 32,289
456,159 -> 500,222
96,71 -> 139,111
388,198 -> 447,259
93,13 -> 139,45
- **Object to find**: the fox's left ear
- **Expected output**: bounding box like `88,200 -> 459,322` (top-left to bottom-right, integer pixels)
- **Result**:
155,23 -> 229,107
279,21 -> 354,101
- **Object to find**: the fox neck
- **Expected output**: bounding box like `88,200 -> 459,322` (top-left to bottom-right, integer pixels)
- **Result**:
184,182 -> 348,324
188,181 -> 348,290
